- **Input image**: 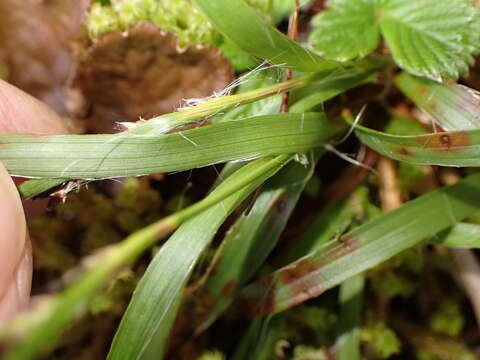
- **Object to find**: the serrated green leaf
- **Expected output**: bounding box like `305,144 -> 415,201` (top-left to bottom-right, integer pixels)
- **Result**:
309,0 -> 381,61
310,0 -> 480,80
380,0 -> 480,80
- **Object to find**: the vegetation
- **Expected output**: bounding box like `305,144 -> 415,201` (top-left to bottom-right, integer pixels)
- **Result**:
2,0 -> 480,358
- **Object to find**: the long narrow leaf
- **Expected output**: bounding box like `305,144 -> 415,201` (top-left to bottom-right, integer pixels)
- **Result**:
434,223 -> 480,248
354,123 -> 480,167
232,314 -> 286,360
284,196 -> 357,264
289,68 -> 376,113
395,72 -> 480,131
108,164 -> 268,359
0,113 -> 337,179
335,275 -> 365,360
195,0 -> 339,72
195,154 -> 318,334
2,155 -> 291,360
241,173 -> 480,315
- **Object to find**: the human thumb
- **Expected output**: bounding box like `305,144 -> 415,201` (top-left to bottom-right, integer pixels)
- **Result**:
0,162 -> 31,322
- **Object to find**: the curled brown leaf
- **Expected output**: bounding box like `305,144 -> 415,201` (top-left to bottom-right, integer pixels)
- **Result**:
0,0 -> 90,114
73,22 -> 235,133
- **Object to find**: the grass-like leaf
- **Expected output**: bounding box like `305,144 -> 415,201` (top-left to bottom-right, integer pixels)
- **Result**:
335,275 -> 364,360
108,163 -> 268,359
434,223 -> 480,249
289,68 -> 376,113
354,124 -> 480,167
16,65 -> 383,199
358,71 -> 480,166
0,113 -> 337,179
395,73 -> 480,130
241,173 -> 480,314
284,191 -> 366,264
195,156 -> 317,334
232,315 -> 286,360
310,0 -> 480,80
195,0 -> 340,72
2,155 -> 291,360
396,72 -> 480,131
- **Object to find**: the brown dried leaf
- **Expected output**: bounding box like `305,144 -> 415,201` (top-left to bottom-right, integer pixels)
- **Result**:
0,0 -> 90,114
73,22 -> 235,133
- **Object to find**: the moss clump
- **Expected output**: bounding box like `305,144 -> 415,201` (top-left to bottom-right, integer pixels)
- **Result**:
292,346 -> 327,360
196,350 -> 225,360
87,0 -> 218,47
429,299 -> 465,337
87,0 -> 273,46
361,322 -> 401,359
85,0 -> 293,70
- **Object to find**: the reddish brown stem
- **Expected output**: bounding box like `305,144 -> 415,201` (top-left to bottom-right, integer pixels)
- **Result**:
247,1 -> 300,212
280,0 -> 299,113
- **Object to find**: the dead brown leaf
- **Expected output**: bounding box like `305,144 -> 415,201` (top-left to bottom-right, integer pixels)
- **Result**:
73,22 -> 235,133
0,0 -> 90,115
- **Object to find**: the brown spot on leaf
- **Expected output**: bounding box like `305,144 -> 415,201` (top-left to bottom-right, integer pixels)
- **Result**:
394,146 -> 415,157
73,22 -> 234,133
280,258 -> 320,285
275,197 -> 287,213
244,277 -> 278,317
245,236 -> 361,315
220,280 -> 237,299
416,85 -> 429,96
418,131 -> 471,152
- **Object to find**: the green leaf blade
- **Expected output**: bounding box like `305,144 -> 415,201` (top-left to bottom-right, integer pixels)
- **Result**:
195,0 -> 339,72
380,0 -> 480,80
109,171 -> 254,359
434,223 -> 480,249
4,155 -> 292,360
310,0 -> 480,80
0,113 -> 338,179
354,125 -> 480,167
242,173 -> 480,314
395,72 -> 480,131
309,0 -> 381,61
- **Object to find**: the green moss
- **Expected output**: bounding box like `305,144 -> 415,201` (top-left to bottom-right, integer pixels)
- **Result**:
429,299 -> 465,337
85,0 -> 284,66
370,270 -> 416,299
284,306 -> 338,345
90,271 -> 137,315
292,346 -> 327,360
196,350 -> 225,360
87,0 -> 220,47
87,3 -> 120,38
361,322 -> 401,359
